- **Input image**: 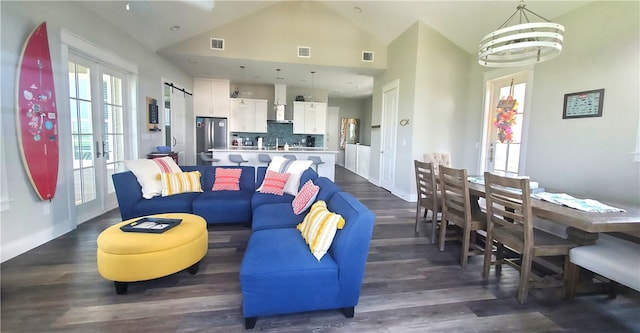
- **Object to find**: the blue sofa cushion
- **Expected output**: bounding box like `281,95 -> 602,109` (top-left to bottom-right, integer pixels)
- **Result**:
129,192 -> 200,219
240,228 -> 340,317
314,177 -> 342,202
251,192 -> 295,210
192,190 -> 253,224
191,165 -> 256,224
252,203 -> 304,231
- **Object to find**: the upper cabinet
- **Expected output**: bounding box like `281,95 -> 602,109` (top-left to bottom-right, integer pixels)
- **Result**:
293,101 -> 326,135
194,79 -> 230,118
229,98 -> 268,133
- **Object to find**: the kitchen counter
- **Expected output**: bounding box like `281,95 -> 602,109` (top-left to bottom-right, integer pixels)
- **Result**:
211,146 -> 338,153
208,148 -> 338,180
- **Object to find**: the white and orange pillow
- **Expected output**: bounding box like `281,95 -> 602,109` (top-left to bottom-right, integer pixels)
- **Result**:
261,156 -> 312,195
212,168 -> 242,191
259,170 -> 290,195
292,180 -> 319,215
124,157 -> 182,199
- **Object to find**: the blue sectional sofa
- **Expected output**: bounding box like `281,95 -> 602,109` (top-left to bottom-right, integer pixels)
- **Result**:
240,190 -> 375,329
112,165 -> 375,329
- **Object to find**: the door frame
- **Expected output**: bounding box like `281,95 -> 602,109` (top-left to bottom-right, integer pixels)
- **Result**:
61,30 -> 138,224
479,68 -> 534,176
380,79 -> 399,191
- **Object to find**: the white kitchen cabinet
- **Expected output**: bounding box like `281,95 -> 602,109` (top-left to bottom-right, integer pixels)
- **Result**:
345,143 -> 370,179
292,101 -> 326,134
194,79 -> 230,117
229,98 -> 268,133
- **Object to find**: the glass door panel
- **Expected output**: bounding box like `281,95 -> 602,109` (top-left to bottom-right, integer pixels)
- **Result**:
484,74 -> 527,177
69,61 -> 97,205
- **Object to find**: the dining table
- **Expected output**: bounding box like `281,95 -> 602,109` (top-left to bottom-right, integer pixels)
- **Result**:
465,180 -> 640,245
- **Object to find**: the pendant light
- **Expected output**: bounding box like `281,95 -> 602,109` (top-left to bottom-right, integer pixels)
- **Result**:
478,0 -> 564,67
309,71 -> 316,109
239,66 -> 246,105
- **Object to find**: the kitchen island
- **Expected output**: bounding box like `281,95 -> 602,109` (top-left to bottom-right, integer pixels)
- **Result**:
208,147 -> 338,180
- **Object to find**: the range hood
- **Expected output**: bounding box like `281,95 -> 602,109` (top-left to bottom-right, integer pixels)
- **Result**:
269,83 -> 293,123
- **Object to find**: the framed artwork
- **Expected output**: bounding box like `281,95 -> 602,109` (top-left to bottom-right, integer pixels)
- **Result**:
563,89 -> 604,119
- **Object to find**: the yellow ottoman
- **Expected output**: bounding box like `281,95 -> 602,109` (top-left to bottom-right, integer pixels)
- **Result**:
97,213 -> 208,294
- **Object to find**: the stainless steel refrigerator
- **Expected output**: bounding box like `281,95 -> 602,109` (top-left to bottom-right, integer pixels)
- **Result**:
196,117 -> 227,165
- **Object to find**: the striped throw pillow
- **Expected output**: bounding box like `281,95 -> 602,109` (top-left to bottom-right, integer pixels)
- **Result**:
296,200 -> 345,261
266,156 -> 313,195
212,168 -> 242,191
292,180 -> 319,215
259,170 -> 290,195
124,157 -> 182,199
160,171 -> 203,197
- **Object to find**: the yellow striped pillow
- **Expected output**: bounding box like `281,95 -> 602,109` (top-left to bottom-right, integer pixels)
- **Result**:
296,200 -> 345,261
160,171 -> 203,197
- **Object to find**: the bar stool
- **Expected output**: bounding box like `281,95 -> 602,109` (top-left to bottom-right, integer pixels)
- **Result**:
229,154 -> 248,166
283,155 -> 297,160
199,152 -> 219,164
308,156 -> 324,172
258,154 -> 272,166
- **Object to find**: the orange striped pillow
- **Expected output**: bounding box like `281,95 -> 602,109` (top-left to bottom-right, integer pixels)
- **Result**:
259,170 -> 290,195
292,180 -> 319,215
212,168 -> 242,191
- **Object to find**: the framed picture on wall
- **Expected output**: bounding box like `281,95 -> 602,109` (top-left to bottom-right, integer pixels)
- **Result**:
563,89 -> 604,119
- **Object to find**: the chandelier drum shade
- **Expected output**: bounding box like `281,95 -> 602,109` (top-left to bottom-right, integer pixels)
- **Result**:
478,1 -> 564,67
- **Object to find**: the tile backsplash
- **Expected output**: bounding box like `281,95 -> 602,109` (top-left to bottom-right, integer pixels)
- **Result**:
231,122 -> 324,148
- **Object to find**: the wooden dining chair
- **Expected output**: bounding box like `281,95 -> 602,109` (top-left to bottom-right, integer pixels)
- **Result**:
482,172 -> 576,304
414,160 -> 440,243
438,165 -> 486,267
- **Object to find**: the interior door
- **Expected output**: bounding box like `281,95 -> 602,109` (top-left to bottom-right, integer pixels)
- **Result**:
483,73 -> 528,177
168,85 -> 186,164
380,80 -> 399,191
68,54 -> 127,223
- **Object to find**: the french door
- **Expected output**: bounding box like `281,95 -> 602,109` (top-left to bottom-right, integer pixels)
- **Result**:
483,72 -> 529,177
68,54 -> 127,223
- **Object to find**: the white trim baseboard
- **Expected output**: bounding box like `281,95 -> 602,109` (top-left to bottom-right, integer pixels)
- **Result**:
1,221 -> 74,262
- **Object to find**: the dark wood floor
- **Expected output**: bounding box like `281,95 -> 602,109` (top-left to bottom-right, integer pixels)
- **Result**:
2,166 -> 639,332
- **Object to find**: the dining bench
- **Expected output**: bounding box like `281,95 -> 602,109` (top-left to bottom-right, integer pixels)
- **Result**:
566,233 -> 640,298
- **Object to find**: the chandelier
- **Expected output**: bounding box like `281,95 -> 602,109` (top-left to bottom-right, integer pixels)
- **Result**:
478,1 -> 564,67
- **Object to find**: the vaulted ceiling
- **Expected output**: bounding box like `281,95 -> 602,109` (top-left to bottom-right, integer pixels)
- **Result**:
80,1 -> 591,97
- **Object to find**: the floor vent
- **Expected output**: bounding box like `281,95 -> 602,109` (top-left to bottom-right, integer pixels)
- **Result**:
298,46 -> 311,58
362,51 -> 374,62
210,38 -> 225,50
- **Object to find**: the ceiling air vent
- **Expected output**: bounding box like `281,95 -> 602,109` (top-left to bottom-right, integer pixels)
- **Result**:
362,51 -> 374,62
210,38 -> 225,50
298,46 -> 311,58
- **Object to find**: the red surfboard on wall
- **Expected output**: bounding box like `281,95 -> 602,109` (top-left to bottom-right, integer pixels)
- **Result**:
16,22 -> 59,201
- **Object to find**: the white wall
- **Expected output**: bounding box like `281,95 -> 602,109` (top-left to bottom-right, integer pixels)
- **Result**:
370,1 -> 640,207
370,21 -> 470,200
160,1 -> 387,71
523,1 -> 639,206
0,1 -> 192,261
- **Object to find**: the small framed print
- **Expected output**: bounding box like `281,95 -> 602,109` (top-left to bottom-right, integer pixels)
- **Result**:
563,89 -> 604,119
